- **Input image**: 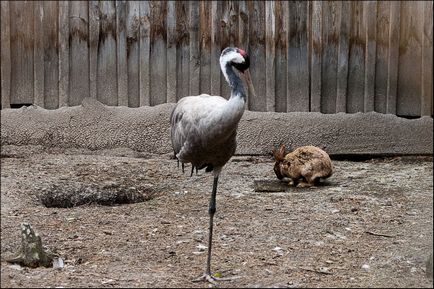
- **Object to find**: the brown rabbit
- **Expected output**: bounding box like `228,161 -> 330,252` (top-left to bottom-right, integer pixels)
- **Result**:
272,144 -> 333,188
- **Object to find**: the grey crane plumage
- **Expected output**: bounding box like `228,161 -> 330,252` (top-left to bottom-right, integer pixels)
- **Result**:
170,47 -> 252,284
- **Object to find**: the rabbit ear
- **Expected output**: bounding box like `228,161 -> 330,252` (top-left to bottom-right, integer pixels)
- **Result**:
278,144 -> 286,157
272,147 -> 279,160
273,144 -> 286,161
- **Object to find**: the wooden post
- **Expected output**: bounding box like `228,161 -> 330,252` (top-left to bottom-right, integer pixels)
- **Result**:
116,0 -> 128,107
1,1 -> 11,109
58,1 -> 69,107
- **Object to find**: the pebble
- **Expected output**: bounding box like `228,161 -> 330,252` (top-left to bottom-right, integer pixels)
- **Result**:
361,264 -> 370,271
8,264 -> 23,271
196,244 -> 207,251
53,257 -> 64,270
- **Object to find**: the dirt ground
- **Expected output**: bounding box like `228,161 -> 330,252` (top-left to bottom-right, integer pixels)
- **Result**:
1,144 -> 433,288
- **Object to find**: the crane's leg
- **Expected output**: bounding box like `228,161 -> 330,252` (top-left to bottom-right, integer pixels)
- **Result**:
193,174 -> 240,284
190,165 -> 195,177
206,175 -> 218,275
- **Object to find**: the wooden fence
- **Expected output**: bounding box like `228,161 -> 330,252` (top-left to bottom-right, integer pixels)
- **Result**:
1,1 -> 432,117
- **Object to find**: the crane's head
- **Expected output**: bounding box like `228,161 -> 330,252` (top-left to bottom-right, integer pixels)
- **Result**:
220,47 -> 250,72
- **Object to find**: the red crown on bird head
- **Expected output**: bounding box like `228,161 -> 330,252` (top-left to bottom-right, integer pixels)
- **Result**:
237,48 -> 247,57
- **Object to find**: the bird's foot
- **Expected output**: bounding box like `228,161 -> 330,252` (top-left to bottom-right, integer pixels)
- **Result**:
192,273 -> 241,285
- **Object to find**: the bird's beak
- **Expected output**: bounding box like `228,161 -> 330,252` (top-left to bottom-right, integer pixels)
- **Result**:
241,69 -> 257,102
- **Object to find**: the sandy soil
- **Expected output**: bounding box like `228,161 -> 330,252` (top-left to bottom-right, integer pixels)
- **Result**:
1,145 -> 433,288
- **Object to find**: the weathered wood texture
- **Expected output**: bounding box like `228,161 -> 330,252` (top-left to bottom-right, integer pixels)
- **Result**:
0,1 -> 432,117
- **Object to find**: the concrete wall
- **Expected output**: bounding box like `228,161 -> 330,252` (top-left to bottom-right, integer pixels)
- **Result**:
1,98 -> 433,156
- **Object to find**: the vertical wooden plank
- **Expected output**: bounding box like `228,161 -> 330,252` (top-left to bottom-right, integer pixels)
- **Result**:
116,0 -> 128,107
238,1 -> 249,52
247,1 -> 266,111
116,0 -> 128,106
189,1 -> 200,97
229,1 -> 239,46
149,1 -> 166,105
34,1 -> 45,108
220,1 -> 231,99
219,1 -> 239,99
374,1 -> 390,113
1,1 -> 11,109
10,1 -> 34,106
175,1 -> 189,100
274,1 -> 288,112
238,1 -> 250,106
42,1 -> 59,109
88,0 -> 99,100
126,1 -> 140,107
290,1 -> 310,112
310,1 -> 322,112
265,1 -> 275,112
320,1 -> 340,114
166,1 -> 177,103
363,1 -> 376,112
386,1 -> 400,115
87,4 -> 97,97
58,1 -> 69,107
139,1 -> 151,106
69,1 -> 89,106
347,1 -> 365,113
421,0 -> 433,116
397,1 -> 423,117
97,1 -> 117,106
199,1 -> 211,95
336,1 -> 350,113
210,1 -> 221,97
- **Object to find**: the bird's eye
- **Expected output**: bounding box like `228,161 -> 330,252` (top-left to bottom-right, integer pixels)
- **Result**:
232,54 -> 250,72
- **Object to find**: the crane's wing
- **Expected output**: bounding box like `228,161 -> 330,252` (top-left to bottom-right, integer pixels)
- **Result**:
170,94 -> 228,162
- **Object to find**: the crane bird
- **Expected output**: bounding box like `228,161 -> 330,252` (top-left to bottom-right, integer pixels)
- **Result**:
170,47 -> 252,284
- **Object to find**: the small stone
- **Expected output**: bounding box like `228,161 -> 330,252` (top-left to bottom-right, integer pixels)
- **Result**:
319,267 -> 331,274
176,239 -> 190,245
53,257 -> 64,270
272,246 -> 284,256
361,264 -> 370,271
196,244 -> 207,251
8,264 -> 23,271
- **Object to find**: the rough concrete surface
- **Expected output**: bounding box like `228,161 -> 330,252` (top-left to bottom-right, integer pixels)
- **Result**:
1,98 -> 432,156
